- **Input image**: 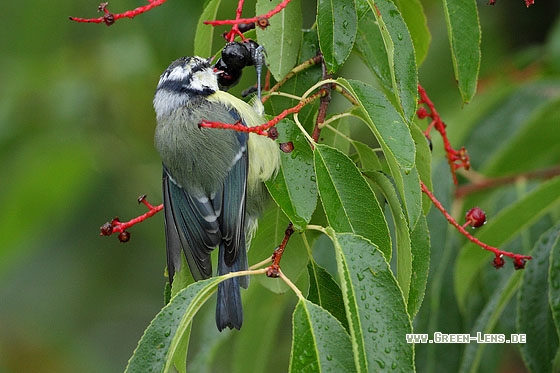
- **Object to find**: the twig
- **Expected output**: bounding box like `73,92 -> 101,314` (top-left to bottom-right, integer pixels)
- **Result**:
417,84 -> 470,185
420,181 -> 532,269
99,195 -> 163,242
69,1 -> 167,26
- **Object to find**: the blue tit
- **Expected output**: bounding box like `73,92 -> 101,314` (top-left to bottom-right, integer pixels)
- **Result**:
153,56 -> 280,331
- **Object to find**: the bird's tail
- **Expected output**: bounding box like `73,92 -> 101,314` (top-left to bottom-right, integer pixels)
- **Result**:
216,240 -> 248,331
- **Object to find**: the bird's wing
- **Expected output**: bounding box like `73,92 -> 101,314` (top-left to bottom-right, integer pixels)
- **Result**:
163,165 -> 221,282
219,127 -> 248,269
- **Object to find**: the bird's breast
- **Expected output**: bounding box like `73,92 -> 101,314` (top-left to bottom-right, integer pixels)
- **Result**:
154,104 -> 244,193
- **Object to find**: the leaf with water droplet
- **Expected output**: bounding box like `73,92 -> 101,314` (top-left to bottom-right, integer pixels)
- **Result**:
326,232 -> 414,372
266,119 -> 317,230
316,0 -> 357,73
256,0 -> 302,80
517,223 -> 560,373
359,0 -> 418,121
313,144 -> 392,259
125,278 -> 220,373
290,299 -> 355,372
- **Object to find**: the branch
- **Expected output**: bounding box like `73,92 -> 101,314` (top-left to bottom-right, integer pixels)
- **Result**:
204,0 -> 292,41
455,165 -> 560,198
420,181 -> 532,269
100,195 -> 163,242
487,0 -> 535,7
69,1 -> 167,26
417,84 -> 470,185
199,89 -> 328,136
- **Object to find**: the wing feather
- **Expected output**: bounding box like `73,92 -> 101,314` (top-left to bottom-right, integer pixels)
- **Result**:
163,166 -> 220,281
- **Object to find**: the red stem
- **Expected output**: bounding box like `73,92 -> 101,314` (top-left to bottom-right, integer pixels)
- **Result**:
417,84 -> 470,185
204,0 -> 292,41
100,196 -> 163,237
266,223 -> 294,278
420,181 -> 532,266
200,89 -> 327,135
110,204 -> 163,233
69,0 -> 167,26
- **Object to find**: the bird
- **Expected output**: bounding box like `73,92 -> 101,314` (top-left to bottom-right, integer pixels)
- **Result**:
153,56 -> 279,330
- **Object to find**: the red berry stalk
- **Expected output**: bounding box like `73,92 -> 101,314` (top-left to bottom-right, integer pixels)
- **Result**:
69,1 -> 167,26
421,182 -> 532,269
205,0 -> 292,41
100,195 -> 163,242
488,0 -> 535,6
199,89 -> 328,137
417,84 -> 470,185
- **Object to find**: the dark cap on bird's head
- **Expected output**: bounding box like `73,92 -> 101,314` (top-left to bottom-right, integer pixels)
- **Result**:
153,56 -> 219,119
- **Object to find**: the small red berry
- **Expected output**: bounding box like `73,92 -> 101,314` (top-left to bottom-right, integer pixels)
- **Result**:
267,127 -> 279,140
416,107 -> 429,119
118,231 -> 131,243
280,141 -> 294,153
100,222 -> 114,236
465,207 -> 486,228
513,257 -> 527,270
256,17 -> 270,29
492,255 -> 505,269
103,13 -> 115,26
266,264 -> 280,278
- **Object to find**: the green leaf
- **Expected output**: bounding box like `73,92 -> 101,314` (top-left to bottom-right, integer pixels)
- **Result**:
314,144 -> 392,259
546,17 -> 560,74
365,0 -> 418,120
355,15 -> 392,91
339,79 -> 415,172
365,171 -> 410,296
339,79 -> 422,229
351,140 -> 383,172
125,277 -> 221,373
413,163 -> 462,373
266,119 -> 317,230
462,82 -> 560,173
328,231 -> 414,372
289,299 -> 355,372
455,176 -> 560,311
194,0 -> 221,57
459,271 -> 523,373
170,255 -> 196,299
266,30 -> 322,131
256,0 -> 302,80
307,260 -> 349,331
409,122 -> 432,215
316,0 -> 358,73
393,0 -> 431,65
549,225 -> 560,373
408,214 -> 430,318
321,115 -> 353,155
441,0 -> 481,103
232,281 -> 293,373
517,223 -> 560,373
482,96 -> 560,176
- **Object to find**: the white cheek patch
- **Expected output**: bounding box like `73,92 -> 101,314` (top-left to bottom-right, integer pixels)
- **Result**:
190,69 -> 219,92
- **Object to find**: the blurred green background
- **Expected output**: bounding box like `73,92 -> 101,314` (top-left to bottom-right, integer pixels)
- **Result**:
1,0 -> 558,372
